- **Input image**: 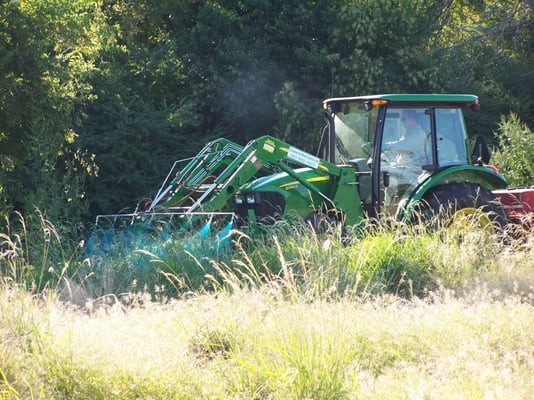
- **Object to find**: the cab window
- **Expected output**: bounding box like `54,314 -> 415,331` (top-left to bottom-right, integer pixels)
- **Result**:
435,108 -> 468,166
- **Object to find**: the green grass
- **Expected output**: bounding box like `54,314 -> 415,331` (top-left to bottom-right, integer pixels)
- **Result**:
1,212 -> 534,398
4,210 -> 529,302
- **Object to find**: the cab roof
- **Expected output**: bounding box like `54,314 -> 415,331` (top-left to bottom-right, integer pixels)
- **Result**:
323,94 -> 479,107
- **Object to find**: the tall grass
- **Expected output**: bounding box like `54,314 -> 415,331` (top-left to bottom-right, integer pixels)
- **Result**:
1,212 -> 534,398
2,210 -> 534,303
208,216 -> 529,301
0,211 -> 89,295
1,284 -> 533,399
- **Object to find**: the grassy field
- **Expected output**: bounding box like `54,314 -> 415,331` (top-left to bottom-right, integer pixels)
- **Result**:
1,214 -> 534,399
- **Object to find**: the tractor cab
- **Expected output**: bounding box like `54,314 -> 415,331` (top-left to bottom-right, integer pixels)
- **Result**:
322,94 -> 480,219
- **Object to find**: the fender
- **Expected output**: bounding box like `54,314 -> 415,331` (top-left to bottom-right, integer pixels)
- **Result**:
399,165 -> 507,221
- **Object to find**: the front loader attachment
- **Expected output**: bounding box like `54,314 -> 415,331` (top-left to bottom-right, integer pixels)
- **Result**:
87,137 -> 249,265
88,134 -> 352,266
88,135 -> 277,257
87,211 -> 236,258
86,210 -> 236,298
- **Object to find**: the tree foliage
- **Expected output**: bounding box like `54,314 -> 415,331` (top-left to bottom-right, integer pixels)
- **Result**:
492,113 -> 534,187
431,0 -> 534,133
0,0 -> 533,224
0,0 -> 103,223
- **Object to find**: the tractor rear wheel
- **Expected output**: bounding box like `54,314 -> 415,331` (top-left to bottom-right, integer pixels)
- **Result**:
414,182 -> 507,232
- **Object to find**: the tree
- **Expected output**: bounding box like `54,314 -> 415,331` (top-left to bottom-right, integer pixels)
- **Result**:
492,113 -> 534,187
430,0 -> 534,135
78,1 -> 206,216
0,0 -> 103,223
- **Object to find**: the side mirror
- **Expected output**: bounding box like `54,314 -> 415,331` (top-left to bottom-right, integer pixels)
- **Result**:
471,135 -> 491,165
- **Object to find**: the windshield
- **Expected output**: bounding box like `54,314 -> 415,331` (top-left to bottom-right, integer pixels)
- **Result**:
333,102 -> 377,164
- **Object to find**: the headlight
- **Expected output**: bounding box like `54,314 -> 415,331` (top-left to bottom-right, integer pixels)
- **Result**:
235,195 -> 244,205
246,194 -> 255,204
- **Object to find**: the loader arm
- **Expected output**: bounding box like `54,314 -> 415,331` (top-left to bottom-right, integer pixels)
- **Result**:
154,135 -> 356,217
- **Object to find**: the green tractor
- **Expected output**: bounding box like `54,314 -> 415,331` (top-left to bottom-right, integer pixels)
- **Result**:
95,94 -> 508,247
231,94 -> 507,230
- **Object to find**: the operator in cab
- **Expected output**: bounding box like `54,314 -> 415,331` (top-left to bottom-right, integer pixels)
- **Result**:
383,109 -> 429,166
381,108 -> 431,209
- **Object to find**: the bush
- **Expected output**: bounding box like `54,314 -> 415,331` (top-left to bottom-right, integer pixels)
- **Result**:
492,113 -> 534,187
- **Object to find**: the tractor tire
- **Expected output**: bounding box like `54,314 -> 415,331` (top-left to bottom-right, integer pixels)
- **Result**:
414,182 -> 507,232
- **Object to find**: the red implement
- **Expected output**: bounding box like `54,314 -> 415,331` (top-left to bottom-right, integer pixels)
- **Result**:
494,187 -> 534,226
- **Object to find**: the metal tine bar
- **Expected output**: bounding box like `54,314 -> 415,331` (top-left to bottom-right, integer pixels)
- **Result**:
149,140 -> 244,212
149,157 -> 195,212
96,211 -> 235,220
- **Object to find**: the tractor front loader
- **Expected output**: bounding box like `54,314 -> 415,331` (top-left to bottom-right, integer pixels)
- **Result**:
91,94 -> 515,258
